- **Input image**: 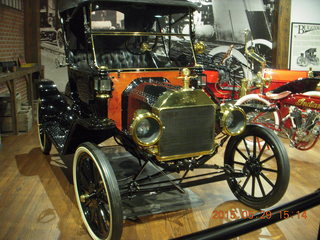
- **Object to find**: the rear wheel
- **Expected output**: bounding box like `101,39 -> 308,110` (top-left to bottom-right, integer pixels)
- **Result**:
73,142 -> 123,240
225,125 -> 290,209
37,100 -> 52,154
211,52 -> 245,88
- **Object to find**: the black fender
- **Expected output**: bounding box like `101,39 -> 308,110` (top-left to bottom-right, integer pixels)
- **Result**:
38,80 -> 116,155
38,79 -> 71,124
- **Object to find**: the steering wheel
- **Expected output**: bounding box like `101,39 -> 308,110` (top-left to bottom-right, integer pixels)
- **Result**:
125,36 -> 158,55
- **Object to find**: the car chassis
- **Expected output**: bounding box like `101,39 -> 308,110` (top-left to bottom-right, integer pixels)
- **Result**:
37,1 -> 290,239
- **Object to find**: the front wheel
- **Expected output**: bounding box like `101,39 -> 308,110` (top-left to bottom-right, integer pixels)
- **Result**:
73,142 -> 123,240
37,100 -> 52,154
224,125 -> 290,209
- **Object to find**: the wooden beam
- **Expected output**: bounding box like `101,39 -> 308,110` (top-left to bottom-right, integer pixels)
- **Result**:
24,0 -> 41,64
272,0 -> 291,69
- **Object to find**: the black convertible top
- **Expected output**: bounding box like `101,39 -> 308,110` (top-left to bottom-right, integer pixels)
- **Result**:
58,0 -> 199,12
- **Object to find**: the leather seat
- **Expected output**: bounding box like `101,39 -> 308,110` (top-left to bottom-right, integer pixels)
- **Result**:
100,50 -> 153,69
265,90 -> 291,100
73,51 -> 93,68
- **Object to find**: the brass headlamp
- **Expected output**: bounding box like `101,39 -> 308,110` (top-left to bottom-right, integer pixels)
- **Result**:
220,103 -> 246,136
130,109 -> 163,147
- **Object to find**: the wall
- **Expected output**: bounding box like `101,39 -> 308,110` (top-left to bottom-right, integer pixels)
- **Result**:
0,4 -> 27,101
40,0 -> 68,91
289,0 -> 320,70
291,0 -> 320,23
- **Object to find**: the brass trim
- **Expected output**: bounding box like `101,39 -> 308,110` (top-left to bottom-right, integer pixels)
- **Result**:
220,104 -> 246,136
153,104 -> 216,114
96,94 -> 111,98
239,78 -> 248,98
155,143 -> 218,162
97,66 -> 188,71
140,42 -> 152,52
150,90 -> 217,161
153,89 -> 216,109
91,32 -> 190,37
177,67 -> 195,91
194,41 -> 206,55
130,110 -> 163,147
244,29 -> 266,69
308,67 -> 314,78
90,32 -> 197,70
88,4 -> 197,69
80,194 -> 89,203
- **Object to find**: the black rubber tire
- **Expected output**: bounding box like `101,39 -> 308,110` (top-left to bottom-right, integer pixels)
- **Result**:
224,124 -> 290,209
37,100 -> 52,155
73,142 -> 123,240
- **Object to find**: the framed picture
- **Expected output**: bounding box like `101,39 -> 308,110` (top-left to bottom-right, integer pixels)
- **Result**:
289,22 -> 320,71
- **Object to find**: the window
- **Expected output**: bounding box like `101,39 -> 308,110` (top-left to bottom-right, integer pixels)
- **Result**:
91,10 -> 125,30
0,0 -> 23,10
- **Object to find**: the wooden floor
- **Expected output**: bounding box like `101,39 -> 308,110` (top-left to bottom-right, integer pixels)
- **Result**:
0,126 -> 319,240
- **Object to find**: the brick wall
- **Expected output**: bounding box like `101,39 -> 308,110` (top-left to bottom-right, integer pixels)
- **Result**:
0,4 -> 27,102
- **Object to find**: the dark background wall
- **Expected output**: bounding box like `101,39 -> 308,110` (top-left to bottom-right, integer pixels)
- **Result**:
0,4 -> 27,101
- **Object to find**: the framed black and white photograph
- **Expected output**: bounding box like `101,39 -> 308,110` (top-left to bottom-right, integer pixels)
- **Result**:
0,0 -> 22,10
290,22 -> 320,71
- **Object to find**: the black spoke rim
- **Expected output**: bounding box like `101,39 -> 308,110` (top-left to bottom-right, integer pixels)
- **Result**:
260,155 -> 275,164
261,167 -> 278,173
243,139 -> 251,157
251,176 -> 255,196
257,142 -> 267,161
257,175 -> 266,197
253,136 -> 257,158
241,174 -> 251,190
235,147 -> 249,161
77,153 -> 111,239
234,161 -> 245,166
231,134 -> 279,199
260,172 -> 275,187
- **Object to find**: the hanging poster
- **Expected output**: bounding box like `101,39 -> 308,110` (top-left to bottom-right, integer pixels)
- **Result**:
290,22 -> 320,71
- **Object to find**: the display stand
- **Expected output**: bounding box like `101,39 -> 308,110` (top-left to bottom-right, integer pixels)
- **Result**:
0,65 -> 43,134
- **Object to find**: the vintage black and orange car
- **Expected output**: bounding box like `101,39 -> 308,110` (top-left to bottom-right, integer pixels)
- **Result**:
37,0 -> 290,239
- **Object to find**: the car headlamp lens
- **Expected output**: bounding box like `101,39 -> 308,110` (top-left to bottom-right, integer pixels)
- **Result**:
225,112 -> 234,127
221,104 -> 246,136
136,118 -> 151,138
131,111 -> 163,146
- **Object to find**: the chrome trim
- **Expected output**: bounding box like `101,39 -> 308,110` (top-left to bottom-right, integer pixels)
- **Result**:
91,32 -> 190,37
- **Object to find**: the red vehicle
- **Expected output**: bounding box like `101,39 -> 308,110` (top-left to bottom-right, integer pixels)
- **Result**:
236,77 -> 320,150
204,68 -> 309,101
200,31 -> 311,101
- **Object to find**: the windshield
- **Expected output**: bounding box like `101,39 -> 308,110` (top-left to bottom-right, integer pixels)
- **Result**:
90,3 -> 196,70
